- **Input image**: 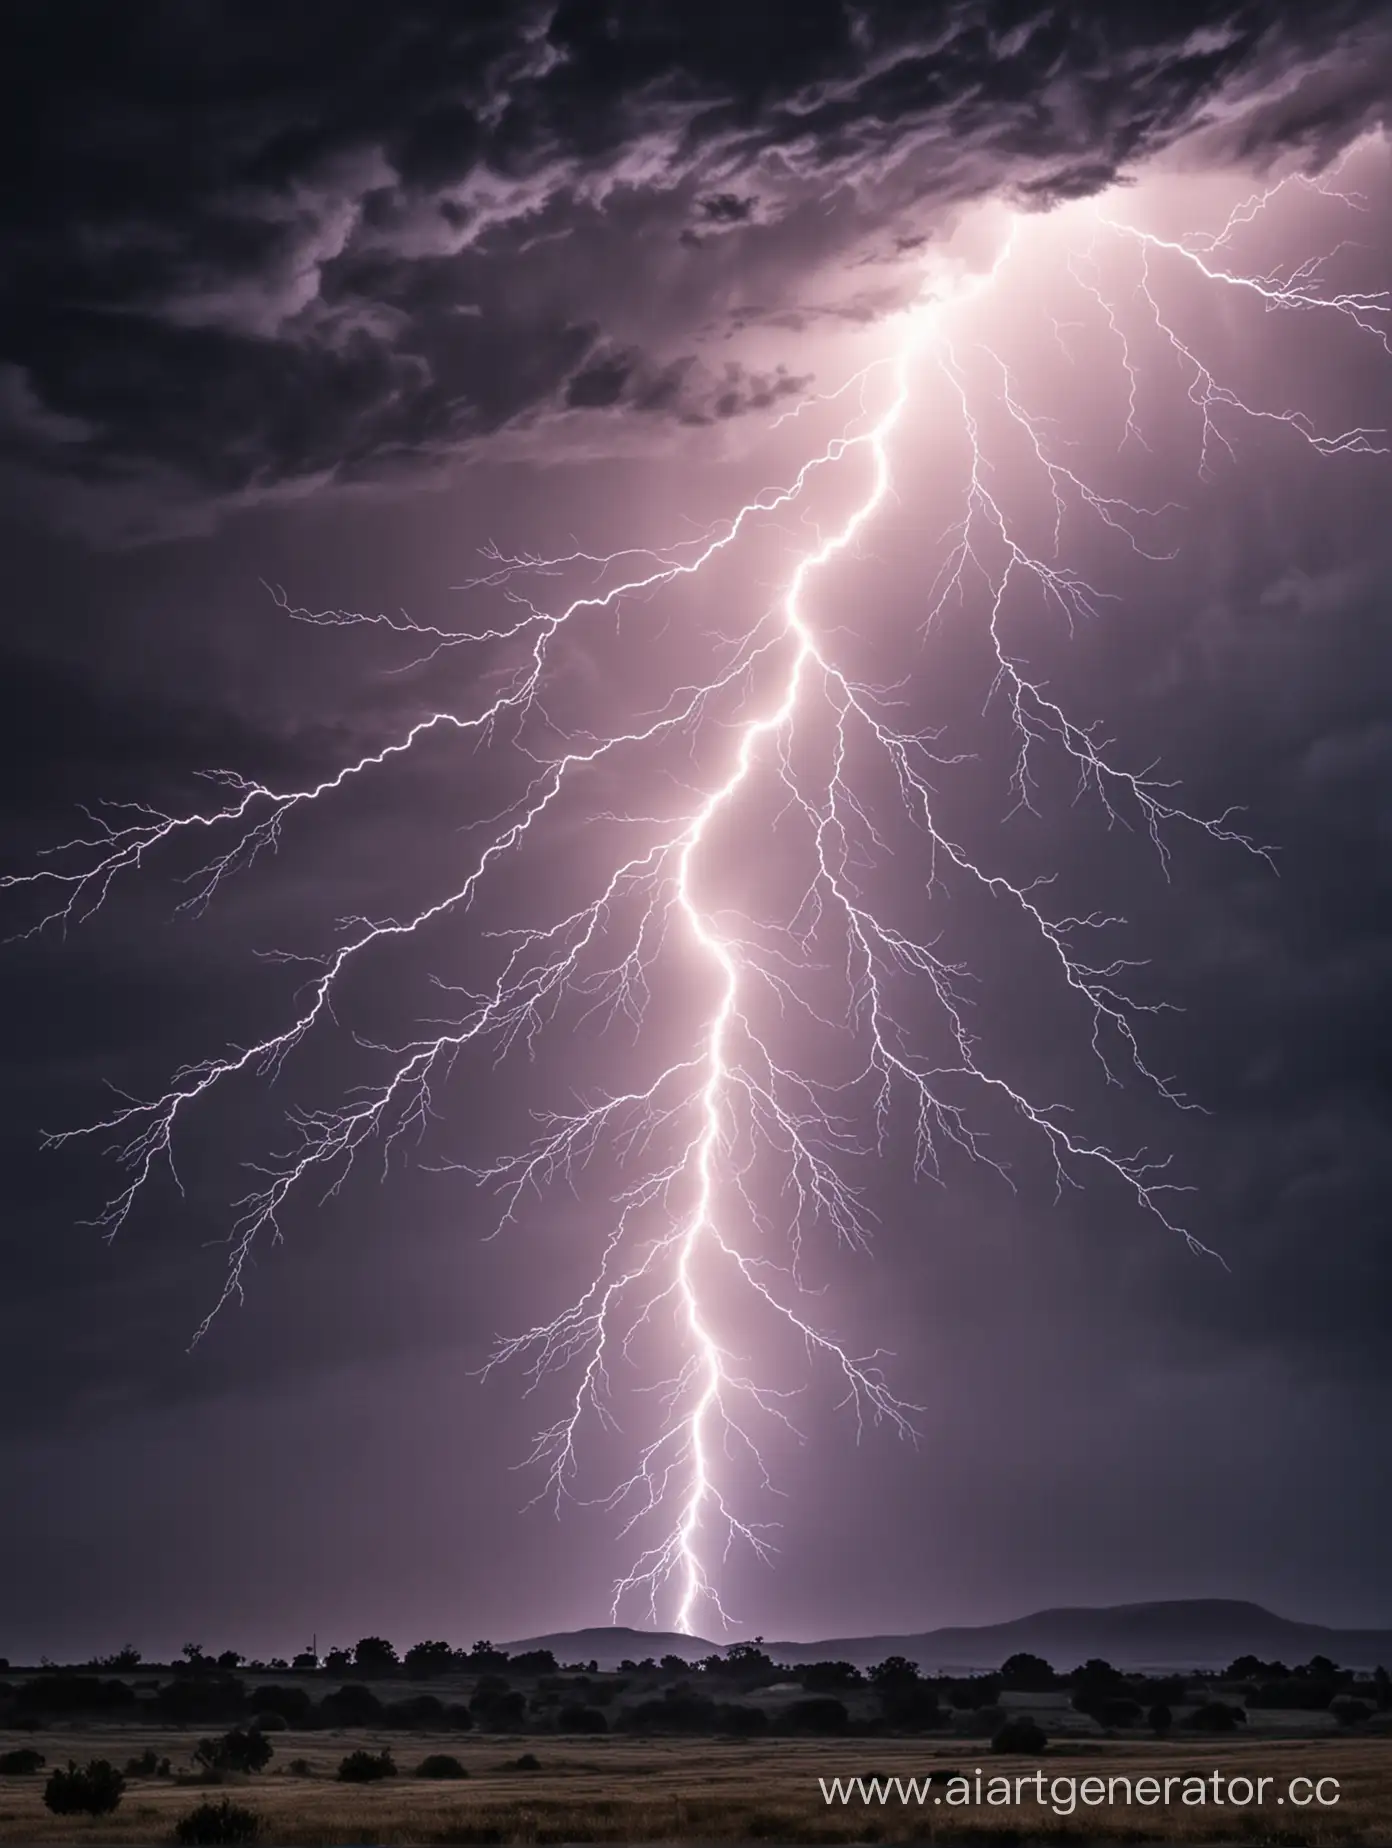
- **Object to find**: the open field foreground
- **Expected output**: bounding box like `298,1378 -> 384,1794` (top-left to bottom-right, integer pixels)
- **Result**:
1,1731 -> 1389,1844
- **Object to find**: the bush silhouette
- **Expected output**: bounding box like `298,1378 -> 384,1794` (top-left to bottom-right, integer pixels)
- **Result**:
157,1678 -> 248,1724
416,1754 -> 469,1779
556,1704 -> 608,1734
1330,1697 -> 1372,1727
249,1711 -> 288,1733
620,1692 -> 719,1734
1189,1701 -> 1246,1733
249,1685 -> 312,1725
320,1683 -> 384,1726
125,1747 -> 161,1776
43,1759 -> 125,1816
992,1717 -> 1048,1754
510,1650 -> 558,1675
386,1692 -> 445,1727
1148,1702 -> 1173,1735
1091,1696 -> 1143,1729
173,1797 -> 262,1844
1248,1677 -> 1338,1711
16,1676 -> 136,1716
801,1660 -> 863,1692
337,1748 -> 395,1783
513,1752 -> 542,1771
0,1748 -> 44,1774
194,1729 -> 273,1775
470,1685 -> 527,1731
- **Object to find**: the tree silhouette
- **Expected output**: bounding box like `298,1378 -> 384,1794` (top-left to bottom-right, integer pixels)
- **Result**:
404,1641 -> 455,1680
194,1730 -> 273,1776
1000,1653 -> 1057,1692
868,1656 -> 920,1693
352,1638 -> 399,1676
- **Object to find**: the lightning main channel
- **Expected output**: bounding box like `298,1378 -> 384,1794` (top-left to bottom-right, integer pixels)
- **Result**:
5,149 -> 1387,1634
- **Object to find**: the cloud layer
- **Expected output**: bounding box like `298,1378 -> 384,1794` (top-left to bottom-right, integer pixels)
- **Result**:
2,1 -> 1389,535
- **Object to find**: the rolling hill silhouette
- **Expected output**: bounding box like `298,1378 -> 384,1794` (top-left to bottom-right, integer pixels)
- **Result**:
508,1600 -> 1392,1671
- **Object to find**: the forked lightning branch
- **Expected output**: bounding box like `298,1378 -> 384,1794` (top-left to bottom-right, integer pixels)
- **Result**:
5,154 -> 1387,1635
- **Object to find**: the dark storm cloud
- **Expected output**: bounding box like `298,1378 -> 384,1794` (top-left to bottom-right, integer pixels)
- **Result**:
563,345 -> 812,421
2,0 -> 1389,537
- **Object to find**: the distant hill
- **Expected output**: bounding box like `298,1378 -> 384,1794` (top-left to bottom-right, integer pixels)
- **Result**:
504,1624 -> 716,1668
507,1601 -> 1392,1673
762,1600 -> 1392,1672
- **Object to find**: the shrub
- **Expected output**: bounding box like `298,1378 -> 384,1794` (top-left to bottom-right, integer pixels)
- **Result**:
619,1692 -> 719,1734
513,1753 -> 542,1771
1091,1696 -> 1143,1729
157,1678 -> 249,1724
801,1660 -> 863,1692
556,1703 -> 608,1733
991,1716 -> 1048,1755
1148,1702 -> 1173,1735
337,1748 -> 395,1783
386,1692 -> 445,1727
320,1683 -> 383,1726
285,1758 -> 314,1777
1247,1678 -> 1338,1711
1331,1697 -> 1372,1727
470,1685 -> 527,1731
250,1711 -> 288,1733
416,1754 -> 469,1779
510,1649 -> 558,1675
43,1759 -> 126,1816
194,1729 -> 274,1775
0,1748 -> 44,1774
1188,1701 -> 1246,1733
173,1797 -> 262,1844
126,1748 -> 161,1776
249,1685 -> 312,1725
16,1675 -> 136,1716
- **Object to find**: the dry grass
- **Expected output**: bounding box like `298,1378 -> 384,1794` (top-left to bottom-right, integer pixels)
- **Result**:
1,1727 -> 1389,1842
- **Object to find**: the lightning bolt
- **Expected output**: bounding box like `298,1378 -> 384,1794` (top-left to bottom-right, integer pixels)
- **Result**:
5,142 -> 1387,1634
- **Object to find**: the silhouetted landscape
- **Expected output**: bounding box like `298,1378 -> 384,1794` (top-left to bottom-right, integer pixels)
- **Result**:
510,1599 -> 1392,1674
3,1600 -> 1391,1841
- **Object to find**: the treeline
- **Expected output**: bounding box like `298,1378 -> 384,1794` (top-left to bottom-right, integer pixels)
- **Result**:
0,1640 -> 556,1679
2,1639 -> 1388,1739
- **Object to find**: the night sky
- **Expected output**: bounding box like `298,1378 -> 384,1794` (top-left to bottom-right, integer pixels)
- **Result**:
2,2 -> 1390,1666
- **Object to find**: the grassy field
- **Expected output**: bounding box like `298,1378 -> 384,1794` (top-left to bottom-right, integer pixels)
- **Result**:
1,1728 -> 1390,1843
